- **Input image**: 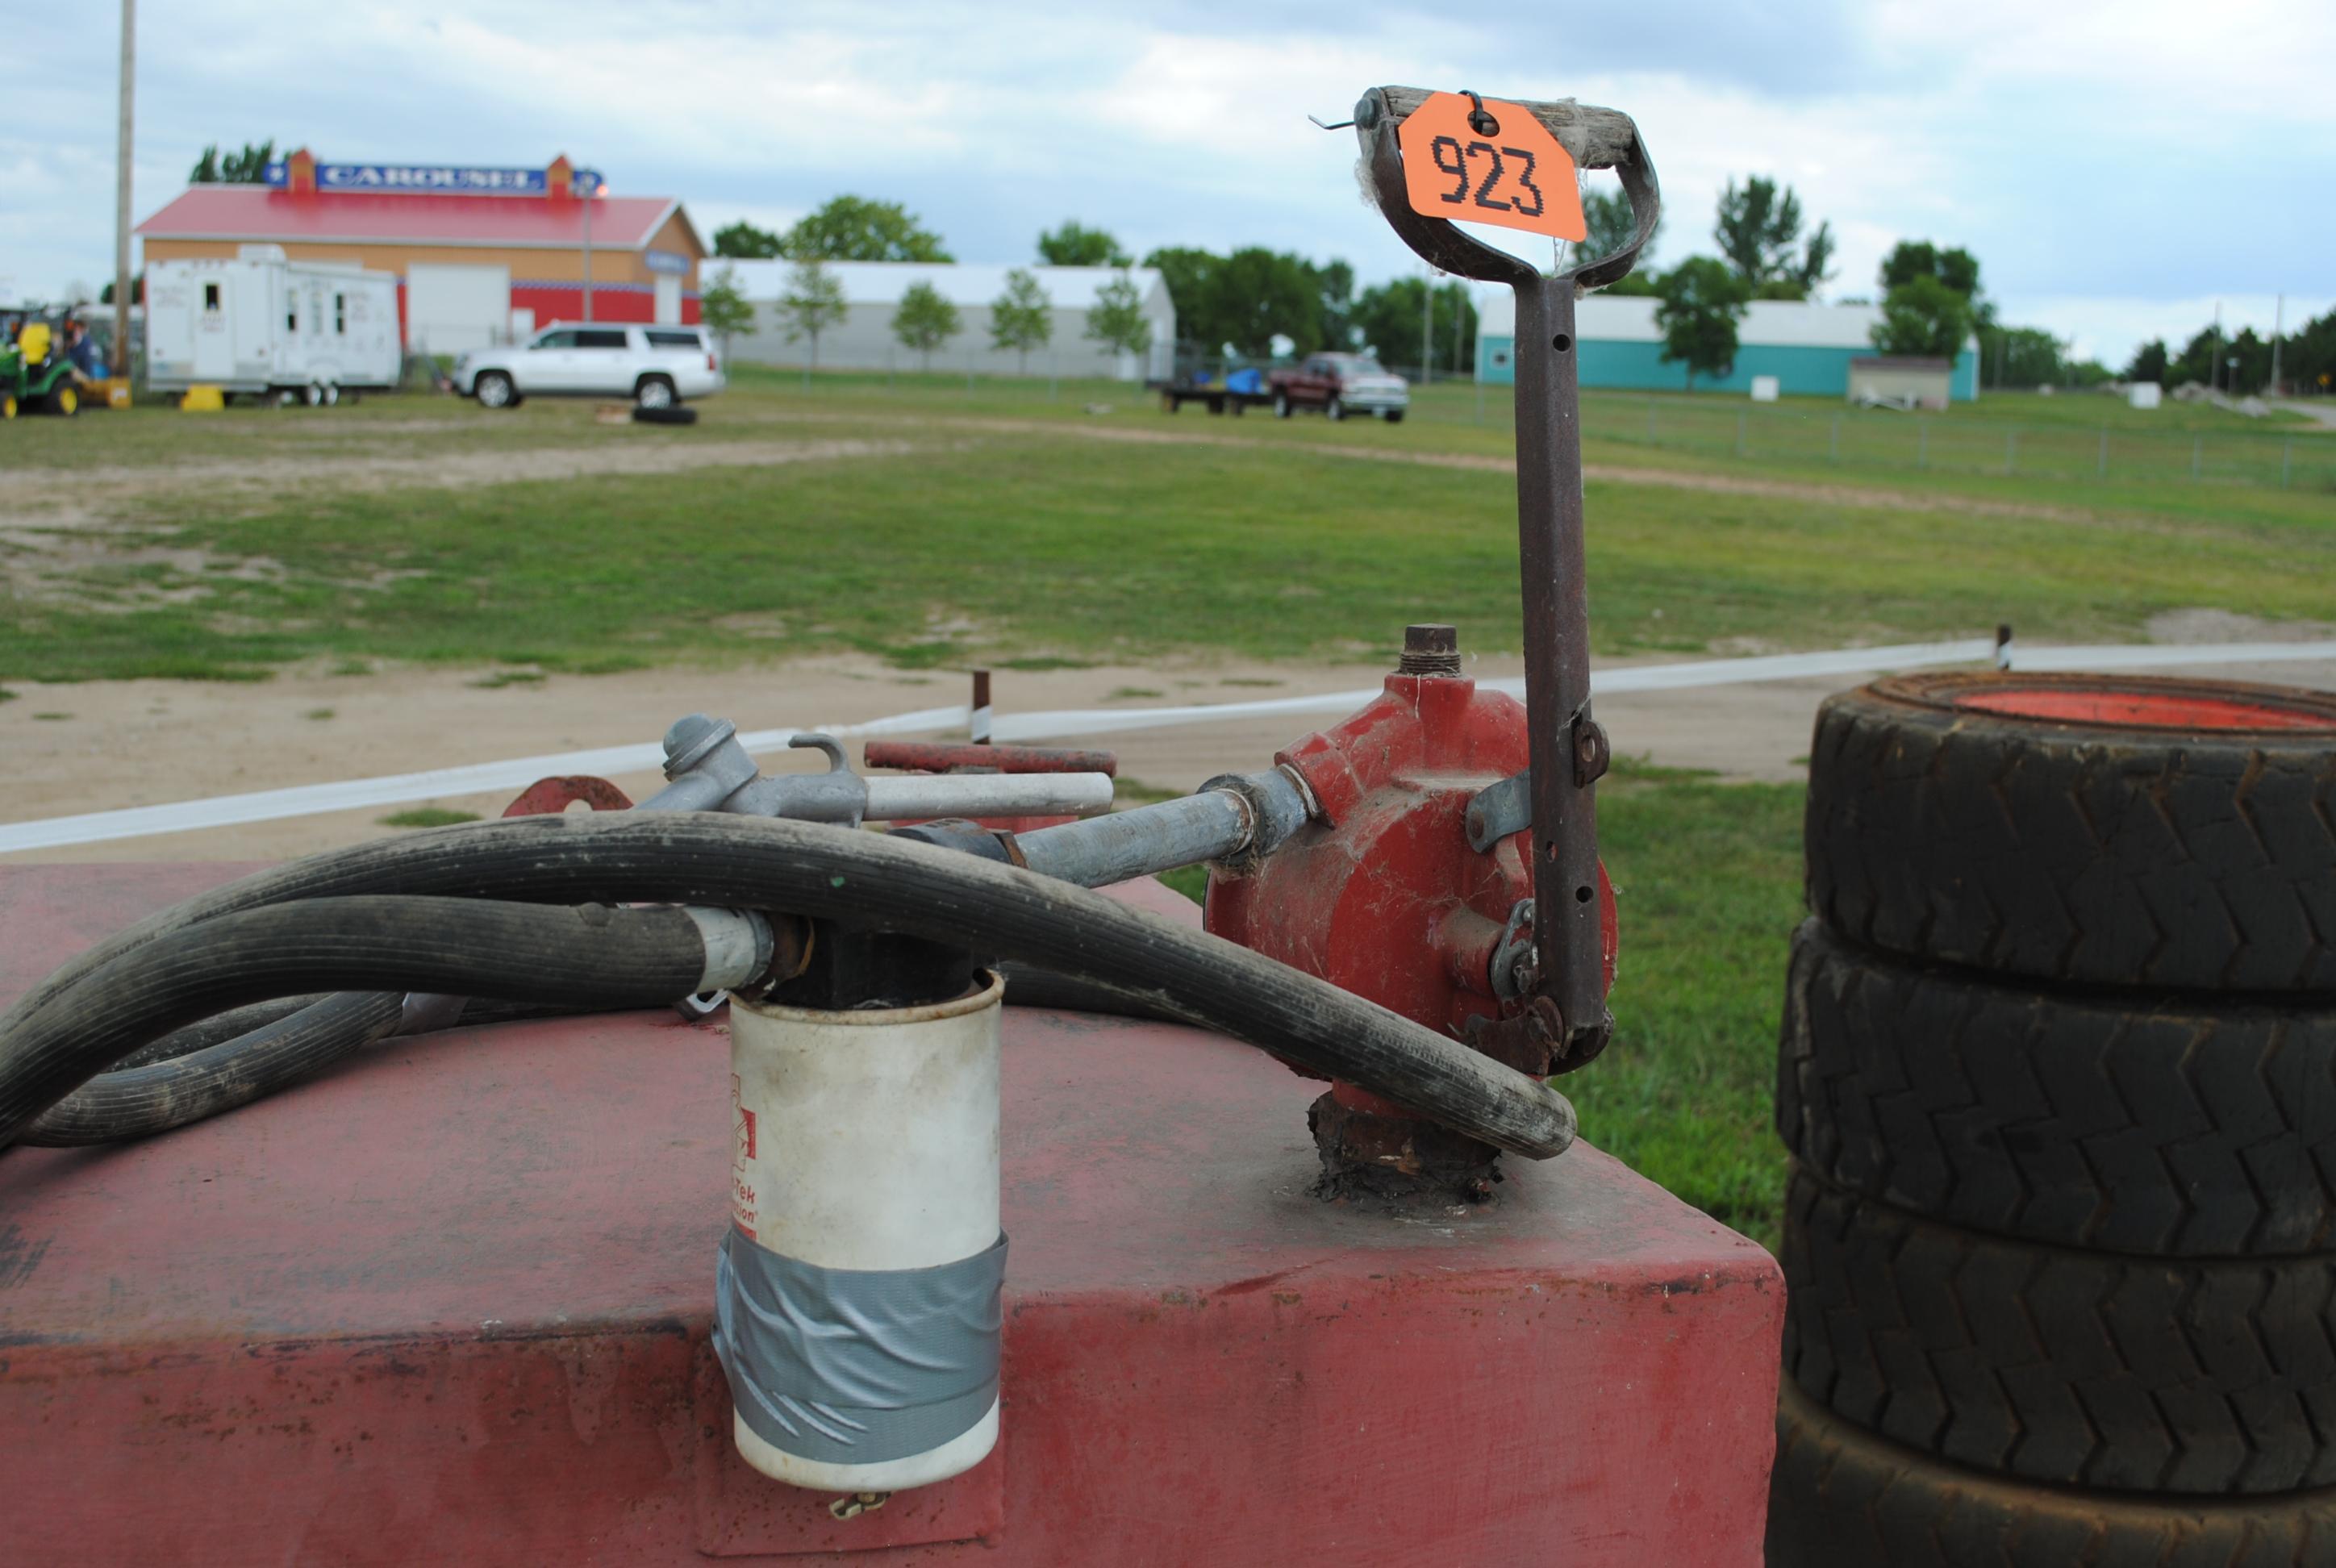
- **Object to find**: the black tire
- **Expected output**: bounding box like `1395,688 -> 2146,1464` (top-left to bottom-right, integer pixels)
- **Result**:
1778,920 -> 2336,1257
634,373 -> 678,410
631,405 -> 697,426
1383,409 -> 1404,423
473,371 -> 518,411
1781,1164 -> 2336,1495
1806,672 -> 2336,995
1769,1378 -> 2336,1568
48,382 -> 80,417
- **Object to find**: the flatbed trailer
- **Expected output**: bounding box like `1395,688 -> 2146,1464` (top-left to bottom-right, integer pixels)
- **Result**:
1148,380 -> 1269,415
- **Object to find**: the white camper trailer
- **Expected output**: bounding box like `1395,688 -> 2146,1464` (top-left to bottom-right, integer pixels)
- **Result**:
146,248 -> 401,402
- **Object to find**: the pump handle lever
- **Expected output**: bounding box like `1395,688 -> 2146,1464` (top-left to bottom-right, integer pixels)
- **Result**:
1352,86 -> 1661,294
1354,85 -> 1662,1072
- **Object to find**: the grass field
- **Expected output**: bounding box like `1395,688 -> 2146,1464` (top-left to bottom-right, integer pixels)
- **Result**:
6,373 -> 2331,683
6,370 -> 2330,1245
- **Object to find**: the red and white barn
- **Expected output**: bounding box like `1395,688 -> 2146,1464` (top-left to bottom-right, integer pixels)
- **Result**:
135,150 -> 706,352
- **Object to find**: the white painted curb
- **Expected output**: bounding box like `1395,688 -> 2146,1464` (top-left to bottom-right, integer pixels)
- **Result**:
5,642 -> 2332,854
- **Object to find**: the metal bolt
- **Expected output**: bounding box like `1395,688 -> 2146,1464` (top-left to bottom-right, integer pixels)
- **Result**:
1399,623 -> 1462,677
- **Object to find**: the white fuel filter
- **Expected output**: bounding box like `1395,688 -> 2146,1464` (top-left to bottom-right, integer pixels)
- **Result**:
713,971 -> 1005,1493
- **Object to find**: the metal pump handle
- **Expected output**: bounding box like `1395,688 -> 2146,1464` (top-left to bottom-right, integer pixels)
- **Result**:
1354,86 -> 1662,1070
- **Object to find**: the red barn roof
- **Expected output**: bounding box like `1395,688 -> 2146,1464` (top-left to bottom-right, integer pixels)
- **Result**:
136,186 -> 691,252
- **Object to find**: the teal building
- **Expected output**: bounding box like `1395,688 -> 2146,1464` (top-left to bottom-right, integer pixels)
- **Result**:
1475,295 -> 1980,402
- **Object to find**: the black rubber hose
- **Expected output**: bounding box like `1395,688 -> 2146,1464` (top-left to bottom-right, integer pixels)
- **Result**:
0,814 -> 1576,1158
0,896 -> 710,1148
23,991 -> 405,1146
995,961 -> 1205,1025
40,969 -> 1168,1148
112,995 -> 323,1070
27,994 -> 606,1147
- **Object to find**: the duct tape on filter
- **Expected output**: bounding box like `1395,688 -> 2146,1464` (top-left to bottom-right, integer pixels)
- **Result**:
714,1228 -> 1007,1465
3,640 -> 2332,854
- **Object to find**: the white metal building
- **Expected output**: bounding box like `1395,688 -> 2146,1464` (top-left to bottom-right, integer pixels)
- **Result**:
713,261 -> 1175,380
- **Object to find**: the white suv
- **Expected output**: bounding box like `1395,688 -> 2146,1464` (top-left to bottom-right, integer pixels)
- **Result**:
455,323 -> 725,410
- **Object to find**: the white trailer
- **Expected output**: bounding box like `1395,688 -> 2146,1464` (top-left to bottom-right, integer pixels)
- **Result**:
145,246 -> 401,402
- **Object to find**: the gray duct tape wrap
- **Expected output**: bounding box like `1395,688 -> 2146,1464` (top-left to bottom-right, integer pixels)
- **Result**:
714,1228 -> 1007,1466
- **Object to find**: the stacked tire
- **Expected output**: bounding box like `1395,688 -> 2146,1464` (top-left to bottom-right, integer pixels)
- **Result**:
1767,670 -> 2336,1566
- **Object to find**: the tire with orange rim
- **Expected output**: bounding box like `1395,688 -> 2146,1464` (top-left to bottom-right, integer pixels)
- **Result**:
1805,672 -> 2336,995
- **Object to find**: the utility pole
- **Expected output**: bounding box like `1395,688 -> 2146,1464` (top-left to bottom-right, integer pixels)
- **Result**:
111,0 -> 135,377
2271,294 -> 2284,395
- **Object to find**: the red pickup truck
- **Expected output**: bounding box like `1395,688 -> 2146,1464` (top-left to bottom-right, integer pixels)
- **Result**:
1267,352 -> 1411,423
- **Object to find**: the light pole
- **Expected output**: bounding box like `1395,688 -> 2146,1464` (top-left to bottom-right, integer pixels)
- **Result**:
2271,294 -> 2284,395
111,0 -> 135,377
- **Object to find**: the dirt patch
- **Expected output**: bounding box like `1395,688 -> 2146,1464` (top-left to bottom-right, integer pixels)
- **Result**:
2143,607 -> 2336,644
4,436 -> 916,528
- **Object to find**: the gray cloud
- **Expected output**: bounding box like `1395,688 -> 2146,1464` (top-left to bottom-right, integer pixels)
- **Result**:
5,2 -> 2329,365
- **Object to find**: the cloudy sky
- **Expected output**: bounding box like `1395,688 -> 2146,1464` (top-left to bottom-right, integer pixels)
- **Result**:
7,1 -> 2329,365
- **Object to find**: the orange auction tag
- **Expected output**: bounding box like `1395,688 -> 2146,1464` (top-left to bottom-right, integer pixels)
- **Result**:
1397,92 -> 1585,242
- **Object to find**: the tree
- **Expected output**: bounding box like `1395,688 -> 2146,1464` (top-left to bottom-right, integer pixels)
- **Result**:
989,268 -> 1052,373
1977,325 -> 2071,388
1313,259 -> 1358,353
1351,277 -> 1475,375
1141,246 -> 1351,359
190,140 -> 275,184
2125,340 -> 2170,385
99,273 -> 144,307
1580,187 -> 1661,275
892,281 -> 960,370
1878,240 -> 1991,329
2282,308 -> 2336,397
1037,222 -> 1129,267
1871,274 -> 1975,358
699,265 -> 756,359
1795,221 -> 1837,296
775,259 -> 847,368
1714,177 -> 1829,293
1084,270 -> 1153,365
1653,257 -> 1751,390
1879,241 -> 1981,299
785,196 -> 951,262
2167,324 -> 2267,390
713,220 -> 786,259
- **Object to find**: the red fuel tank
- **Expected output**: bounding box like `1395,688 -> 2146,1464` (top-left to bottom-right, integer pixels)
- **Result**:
0,863 -> 1779,1566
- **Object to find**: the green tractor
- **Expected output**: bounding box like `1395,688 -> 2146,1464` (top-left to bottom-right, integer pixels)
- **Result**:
2,316 -> 83,419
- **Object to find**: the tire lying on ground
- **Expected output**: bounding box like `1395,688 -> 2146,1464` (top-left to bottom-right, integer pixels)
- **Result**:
1804,672 -> 2336,995
1768,1378 -> 2336,1568
1780,1164 -> 2336,1496
1776,920 -> 2336,1257
632,404 -> 697,426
